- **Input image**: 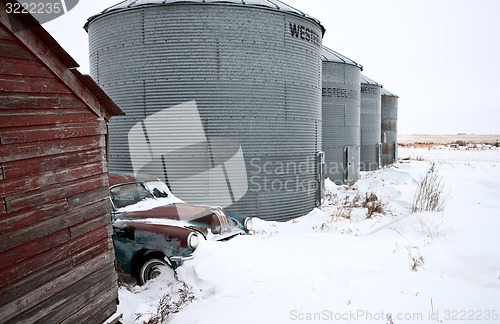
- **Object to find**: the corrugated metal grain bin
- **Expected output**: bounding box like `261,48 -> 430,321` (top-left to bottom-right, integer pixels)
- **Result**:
360,75 -> 382,171
381,88 -> 399,166
322,46 -> 362,185
85,0 -> 325,221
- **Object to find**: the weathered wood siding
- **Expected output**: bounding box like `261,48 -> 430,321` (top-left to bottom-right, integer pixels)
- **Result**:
0,5 -> 118,323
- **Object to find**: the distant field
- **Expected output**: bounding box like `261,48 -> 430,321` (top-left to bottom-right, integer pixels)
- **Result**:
398,134 -> 500,145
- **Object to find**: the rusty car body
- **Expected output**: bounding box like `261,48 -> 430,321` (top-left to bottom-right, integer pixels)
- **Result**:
108,173 -> 252,284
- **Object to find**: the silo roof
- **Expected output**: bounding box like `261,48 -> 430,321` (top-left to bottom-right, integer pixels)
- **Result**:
322,46 -> 363,69
360,74 -> 382,87
86,0 -> 325,35
381,88 -> 398,97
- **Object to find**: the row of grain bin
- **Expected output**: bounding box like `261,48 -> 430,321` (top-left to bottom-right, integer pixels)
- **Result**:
86,0 -> 398,221
321,47 -> 398,184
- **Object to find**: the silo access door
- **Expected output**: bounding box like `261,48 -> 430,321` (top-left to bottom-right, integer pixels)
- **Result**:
344,146 -> 359,185
316,151 -> 325,206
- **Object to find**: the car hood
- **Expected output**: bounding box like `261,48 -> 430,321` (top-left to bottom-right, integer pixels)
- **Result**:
116,203 -> 213,222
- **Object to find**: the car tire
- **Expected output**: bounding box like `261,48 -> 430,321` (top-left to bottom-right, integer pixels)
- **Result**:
137,258 -> 175,285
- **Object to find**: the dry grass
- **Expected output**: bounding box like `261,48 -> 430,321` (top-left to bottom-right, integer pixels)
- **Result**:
412,163 -> 447,212
139,281 -> 196,324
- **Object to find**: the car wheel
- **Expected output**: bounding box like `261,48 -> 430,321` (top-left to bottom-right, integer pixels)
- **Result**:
138,258 -> 175,285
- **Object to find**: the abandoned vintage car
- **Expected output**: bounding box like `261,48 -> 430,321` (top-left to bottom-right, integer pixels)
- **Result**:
109,173 -> 252,284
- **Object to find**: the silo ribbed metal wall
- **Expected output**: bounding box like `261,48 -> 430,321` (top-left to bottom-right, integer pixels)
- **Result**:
87,4 -> 323,222
322,62 -> 361,185
360,83 -> 382,171
381,92 -> 398,165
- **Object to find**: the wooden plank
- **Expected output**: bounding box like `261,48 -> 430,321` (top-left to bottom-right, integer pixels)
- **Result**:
0,10 -> 102,117
0,228 -> 70,271
0,135 -> 104,163
0,40 -> 36,60
0,75 -> 72,94
67,187 -> 110,209
0,25 -> 14,40
0,250 -> 115,322
0,161 -> 105,197
0,226 -> 109,287
0,198 -> 109,251
0,199 -> 68,236
0,257 -> 73,304
5,175 -> 107,213
0,56 -> 53,78
2,148 -> 104,180
14,266 -> 116,324
70,213 -> 110,239
0,122 -> 105,145
0,110 -> 96,128
0,93 -> 86,110
0,197 -> 5,214
30,272 -> 117,324
71,236 -> 110,267
60,293 -> 119,324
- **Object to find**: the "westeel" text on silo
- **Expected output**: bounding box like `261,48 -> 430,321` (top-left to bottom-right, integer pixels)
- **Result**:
289,23 -> 321,47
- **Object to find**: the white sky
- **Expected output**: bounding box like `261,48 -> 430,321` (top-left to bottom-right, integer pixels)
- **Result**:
43,0 -> 500,135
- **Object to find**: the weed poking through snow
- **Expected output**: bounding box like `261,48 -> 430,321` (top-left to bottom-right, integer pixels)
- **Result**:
138,280 -> 196,324
412,163 -> 447,212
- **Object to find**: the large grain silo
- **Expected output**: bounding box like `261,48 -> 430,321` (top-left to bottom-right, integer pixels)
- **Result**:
322,46 -> 362,185
381,88 -> 399,166
360,75 -> 383,171
85,0 -> 325,221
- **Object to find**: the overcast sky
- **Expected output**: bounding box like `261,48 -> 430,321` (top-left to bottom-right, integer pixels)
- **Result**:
43,0 -> 500,135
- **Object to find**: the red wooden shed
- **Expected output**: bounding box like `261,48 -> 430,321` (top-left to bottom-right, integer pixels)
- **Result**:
0,1 -> 125,322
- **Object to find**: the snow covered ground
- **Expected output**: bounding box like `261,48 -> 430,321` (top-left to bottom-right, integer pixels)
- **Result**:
118,147 -> 500,324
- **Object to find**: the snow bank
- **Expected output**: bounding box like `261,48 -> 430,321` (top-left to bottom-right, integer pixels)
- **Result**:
119,148 -> 500,323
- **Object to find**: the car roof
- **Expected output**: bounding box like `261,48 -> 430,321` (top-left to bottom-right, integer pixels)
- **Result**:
109,172 -> 161,187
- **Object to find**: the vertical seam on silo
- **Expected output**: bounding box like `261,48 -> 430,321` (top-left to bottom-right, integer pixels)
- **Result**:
221,163 -> 236,204
140,120 -> 155,158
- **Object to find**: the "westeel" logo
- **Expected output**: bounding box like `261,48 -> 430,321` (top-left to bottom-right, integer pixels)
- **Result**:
289,22 -> 321,47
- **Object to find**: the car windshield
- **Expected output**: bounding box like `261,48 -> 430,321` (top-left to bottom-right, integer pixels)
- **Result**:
110,182 -> 154,209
